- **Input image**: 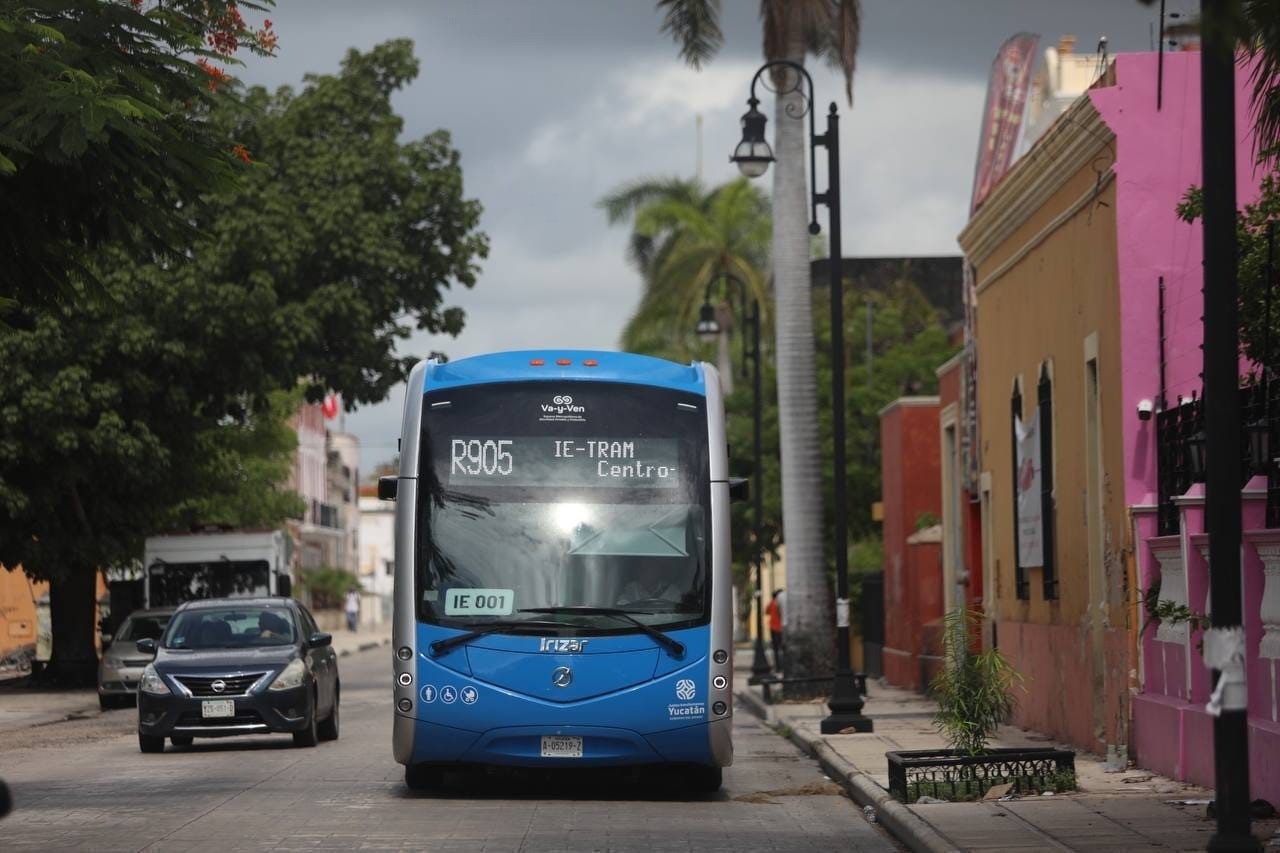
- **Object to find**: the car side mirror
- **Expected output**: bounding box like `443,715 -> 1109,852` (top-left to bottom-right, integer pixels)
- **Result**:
135,638 -> 156,655
308,632 -> 332,648
729,477 -> 750,502
378,476 -> 398,501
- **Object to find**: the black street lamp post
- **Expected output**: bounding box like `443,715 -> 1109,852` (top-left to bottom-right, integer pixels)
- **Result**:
1200,1 -> 1257,849
696,275 -> 772,684
732,60 -> 872,734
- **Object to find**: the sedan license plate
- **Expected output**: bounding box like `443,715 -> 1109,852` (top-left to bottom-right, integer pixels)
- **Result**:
540,735 -> 582,758
201,699 -> 235,718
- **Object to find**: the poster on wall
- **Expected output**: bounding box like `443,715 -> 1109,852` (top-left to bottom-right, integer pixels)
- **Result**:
1015,411 -> 1044,567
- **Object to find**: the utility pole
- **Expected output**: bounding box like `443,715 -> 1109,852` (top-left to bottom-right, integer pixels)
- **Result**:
1200,2 -> 1258,850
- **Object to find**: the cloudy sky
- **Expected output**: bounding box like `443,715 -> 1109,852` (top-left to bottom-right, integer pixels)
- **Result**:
236,0 -> 1182,470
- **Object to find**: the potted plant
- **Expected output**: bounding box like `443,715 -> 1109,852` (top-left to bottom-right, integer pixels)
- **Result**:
886,608 -> 1075,803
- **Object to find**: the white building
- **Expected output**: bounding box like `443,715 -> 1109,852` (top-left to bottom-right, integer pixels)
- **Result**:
357,488 -> 395,625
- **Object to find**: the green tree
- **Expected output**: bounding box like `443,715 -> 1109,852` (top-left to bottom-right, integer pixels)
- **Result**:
171,389 -> 306,530
603,177 -> 770,364
0,0 -> 277,308
0,40 -> 487,684
1176,169 -> 1280,368
658,0 -> 861,689
174,38 -> 488,406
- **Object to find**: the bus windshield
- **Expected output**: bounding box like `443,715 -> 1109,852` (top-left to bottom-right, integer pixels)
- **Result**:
417,381 -> 710,632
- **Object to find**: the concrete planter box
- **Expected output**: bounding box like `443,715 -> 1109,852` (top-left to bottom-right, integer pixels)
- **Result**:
887,747 -> 1076,803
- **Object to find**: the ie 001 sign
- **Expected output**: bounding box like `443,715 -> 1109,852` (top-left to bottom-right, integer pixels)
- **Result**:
444,588 -> 514,616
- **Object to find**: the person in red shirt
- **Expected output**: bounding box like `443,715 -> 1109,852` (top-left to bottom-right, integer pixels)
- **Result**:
765,588 -> 784,672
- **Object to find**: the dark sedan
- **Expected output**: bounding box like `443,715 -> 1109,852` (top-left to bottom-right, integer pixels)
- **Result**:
135,597 -> 339,753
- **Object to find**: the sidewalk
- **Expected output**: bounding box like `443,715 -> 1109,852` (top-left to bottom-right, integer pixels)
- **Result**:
0,624 -> 391,734
733,650 -> 1280,852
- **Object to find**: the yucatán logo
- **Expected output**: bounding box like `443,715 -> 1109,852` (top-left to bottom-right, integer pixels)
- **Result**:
539,393 -> 587,423
668,678 -> 705,721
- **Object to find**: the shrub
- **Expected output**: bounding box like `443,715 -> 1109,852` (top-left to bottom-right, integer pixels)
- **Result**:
300,566 -> 361,610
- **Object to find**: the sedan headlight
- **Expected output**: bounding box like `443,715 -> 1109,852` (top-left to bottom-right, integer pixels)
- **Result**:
139,664 -> 170,696
269,658 -> 307,692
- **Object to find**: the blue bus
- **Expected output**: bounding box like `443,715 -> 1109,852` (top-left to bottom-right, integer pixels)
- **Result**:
382,350 -> 737,792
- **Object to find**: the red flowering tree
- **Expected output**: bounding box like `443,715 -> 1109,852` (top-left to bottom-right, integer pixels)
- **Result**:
0,0 -> 277,309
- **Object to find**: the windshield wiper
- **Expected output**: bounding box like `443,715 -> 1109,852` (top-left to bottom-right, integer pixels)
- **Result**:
428,619 -> 567,657
518,606 -> 686,659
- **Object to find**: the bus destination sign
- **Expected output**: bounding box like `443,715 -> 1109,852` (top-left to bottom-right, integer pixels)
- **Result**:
447,437 -> 680,489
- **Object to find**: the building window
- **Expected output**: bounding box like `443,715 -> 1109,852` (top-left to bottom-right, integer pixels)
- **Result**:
1038,363 -> 1058,600
1011,379 -> 1029,600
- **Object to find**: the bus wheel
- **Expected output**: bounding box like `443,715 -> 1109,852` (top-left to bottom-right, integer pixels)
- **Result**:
688,765 -> 722,793
404,763 -> 440,791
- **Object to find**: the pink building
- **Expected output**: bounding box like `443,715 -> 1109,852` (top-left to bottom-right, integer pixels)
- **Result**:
1099,53 -> 1276,800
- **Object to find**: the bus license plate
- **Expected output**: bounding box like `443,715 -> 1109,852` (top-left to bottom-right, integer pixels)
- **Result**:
202,699 -> 235,718
540,735 -> 582,758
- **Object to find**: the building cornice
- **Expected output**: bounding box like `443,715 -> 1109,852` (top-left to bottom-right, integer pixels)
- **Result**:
957,91 -> 1115,269
878,396 -> 942,418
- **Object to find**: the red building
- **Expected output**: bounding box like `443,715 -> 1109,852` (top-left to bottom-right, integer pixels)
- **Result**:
879,396 -> 944,690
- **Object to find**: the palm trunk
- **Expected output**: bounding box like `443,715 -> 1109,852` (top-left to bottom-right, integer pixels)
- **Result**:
716,303 -> 734,396
770,38 -> 834,692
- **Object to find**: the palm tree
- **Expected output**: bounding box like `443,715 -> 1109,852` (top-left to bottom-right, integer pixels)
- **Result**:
601,177 -> 770,373
657,0 -> 861,687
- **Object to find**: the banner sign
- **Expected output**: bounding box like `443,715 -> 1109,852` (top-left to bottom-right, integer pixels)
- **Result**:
1015,411 -> 1044,567
970,32 -> 1040,213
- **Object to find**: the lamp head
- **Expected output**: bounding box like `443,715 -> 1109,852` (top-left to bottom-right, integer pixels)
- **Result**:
696,302 -> 721,342
731,98 -> 773,179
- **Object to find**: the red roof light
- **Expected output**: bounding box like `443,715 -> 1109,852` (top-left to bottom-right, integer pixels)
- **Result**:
583,359 -> 599,367
555,358 -> 572,366
529,359 -> 545,366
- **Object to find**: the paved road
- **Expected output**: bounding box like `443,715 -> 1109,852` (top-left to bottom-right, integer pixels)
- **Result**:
0,647 -> 899,852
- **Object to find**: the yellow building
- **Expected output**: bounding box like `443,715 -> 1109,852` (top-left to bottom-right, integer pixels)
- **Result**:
958,90 -> 1131,757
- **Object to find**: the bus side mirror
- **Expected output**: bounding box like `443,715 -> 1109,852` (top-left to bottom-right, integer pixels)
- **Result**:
729,478 -> 750,502
378,476 -> 398,501
277,575 -> 292,598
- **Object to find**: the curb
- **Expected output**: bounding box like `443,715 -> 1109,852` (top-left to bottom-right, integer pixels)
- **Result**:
339,637 -> 391,657
734,688 -> 960,853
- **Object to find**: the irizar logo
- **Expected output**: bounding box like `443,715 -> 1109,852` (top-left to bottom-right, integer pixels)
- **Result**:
675,679 -> 697,700
539,638 -> 589,653
542,394 -> 585,415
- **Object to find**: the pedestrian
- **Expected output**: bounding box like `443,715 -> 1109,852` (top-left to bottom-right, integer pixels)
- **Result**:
344,587 -> 360,632
765,588 -> 784,672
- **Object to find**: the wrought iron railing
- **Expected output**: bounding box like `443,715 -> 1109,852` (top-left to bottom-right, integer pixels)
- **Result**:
1155,384 -> 1280,534
886,747 -> 1077,803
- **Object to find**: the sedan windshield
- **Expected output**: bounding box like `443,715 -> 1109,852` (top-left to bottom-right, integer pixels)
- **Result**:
164,606 -> 296,649
116,615 -> 169,642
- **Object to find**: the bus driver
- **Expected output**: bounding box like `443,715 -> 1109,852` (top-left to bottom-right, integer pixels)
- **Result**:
616,561 -> 684,607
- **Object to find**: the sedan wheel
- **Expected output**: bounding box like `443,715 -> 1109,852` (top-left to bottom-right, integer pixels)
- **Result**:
318,689 -> 339,742
293,702 -> 319,748
138,733 -> 165,754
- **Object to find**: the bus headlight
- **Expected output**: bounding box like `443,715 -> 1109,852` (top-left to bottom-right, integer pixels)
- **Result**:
398,672 -> 413,686
269,659 -> 307,692
139,664 -> 170,696
712,701 -> 727,715
397,698 -> 412,713
397,646 -> 413,661
713,676 -> 727,690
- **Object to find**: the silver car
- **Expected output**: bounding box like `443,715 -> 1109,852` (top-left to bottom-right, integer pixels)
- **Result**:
98,608 -> 174,710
